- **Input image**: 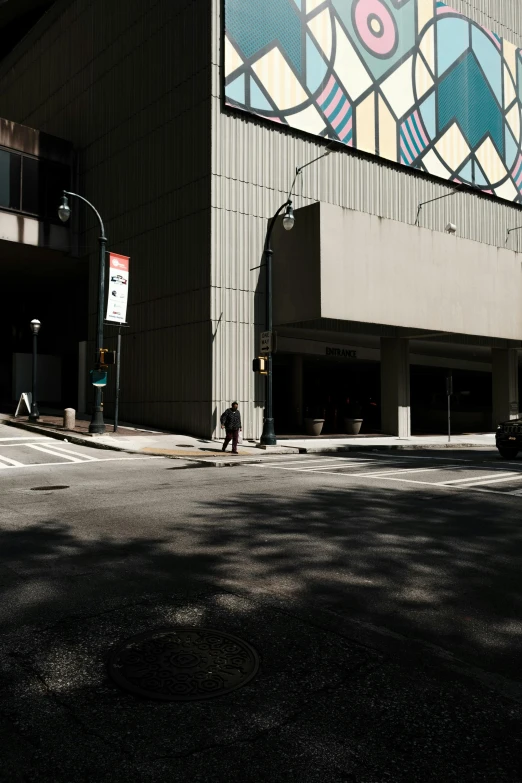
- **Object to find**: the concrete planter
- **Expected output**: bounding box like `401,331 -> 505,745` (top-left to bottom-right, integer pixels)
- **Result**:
305,418 -> 325,436
344,418 -> 363,435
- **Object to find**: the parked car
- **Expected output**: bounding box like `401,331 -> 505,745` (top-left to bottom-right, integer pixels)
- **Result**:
496,419 -> 522,458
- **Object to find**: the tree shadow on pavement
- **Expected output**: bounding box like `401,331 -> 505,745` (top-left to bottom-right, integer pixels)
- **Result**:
0,475 -> 522,782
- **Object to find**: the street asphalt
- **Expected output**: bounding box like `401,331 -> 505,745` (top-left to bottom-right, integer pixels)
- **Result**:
0,431 -> 521,782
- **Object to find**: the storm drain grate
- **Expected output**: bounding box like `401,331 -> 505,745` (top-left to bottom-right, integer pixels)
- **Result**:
30,485 -> 70,491
107,627 -> 260,701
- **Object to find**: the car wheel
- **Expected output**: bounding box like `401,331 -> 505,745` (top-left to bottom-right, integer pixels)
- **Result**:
497,447 -> 519,459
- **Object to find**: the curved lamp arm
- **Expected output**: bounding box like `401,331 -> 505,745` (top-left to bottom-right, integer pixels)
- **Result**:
63,190 -> 107,240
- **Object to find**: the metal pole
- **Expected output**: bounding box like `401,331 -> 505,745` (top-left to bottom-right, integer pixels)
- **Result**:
261,240 -> 276,445
114,326 -> 122,433
90,235 -> 107,433
448,392 -> 451,444
29,331 -> 39,422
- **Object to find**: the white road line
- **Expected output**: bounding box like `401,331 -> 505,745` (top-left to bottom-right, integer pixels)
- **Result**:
0,436 -> 46,441
439,472 -> 519,486
26,444 -> 85,463
340,464 -> 463,477
0,455 -> 25,467
445,473 -> 522,488
259,457 -> 375,466
0,442 -> 48,448
38,445 -> 98,461
351,452 -> 470,462
0,456 -> 165,472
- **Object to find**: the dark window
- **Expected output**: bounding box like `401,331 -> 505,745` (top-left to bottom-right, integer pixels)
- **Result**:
21,156 -> 43,215
44,161 -> 70,219
0,149 -> 21,210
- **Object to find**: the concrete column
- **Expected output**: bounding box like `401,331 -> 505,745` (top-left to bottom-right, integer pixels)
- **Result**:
380,338 -> 411,438
292,354 -> 303,428
492,348 -> 519,426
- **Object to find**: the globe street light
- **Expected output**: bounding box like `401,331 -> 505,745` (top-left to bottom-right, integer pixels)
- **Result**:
59,190 -> 107,434
29,319 -> 41,422
260,145 -> 334,446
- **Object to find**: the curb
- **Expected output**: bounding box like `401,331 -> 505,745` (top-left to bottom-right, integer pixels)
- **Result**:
1,419 -> 287,468
3,418 -> 497,466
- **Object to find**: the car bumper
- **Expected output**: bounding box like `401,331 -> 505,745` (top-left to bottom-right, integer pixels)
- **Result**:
496,433 -> 522,449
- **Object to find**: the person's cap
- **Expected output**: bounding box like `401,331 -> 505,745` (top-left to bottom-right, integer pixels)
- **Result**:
232,401 -> 238,405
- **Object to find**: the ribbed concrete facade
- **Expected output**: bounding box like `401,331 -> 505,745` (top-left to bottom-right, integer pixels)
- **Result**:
0,0 -> 213,435
0,0 -> 521,437
211,0 -> 522,438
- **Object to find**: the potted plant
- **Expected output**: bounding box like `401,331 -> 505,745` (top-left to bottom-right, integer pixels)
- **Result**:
344,400 -> 363,435
304,406 -> 325,436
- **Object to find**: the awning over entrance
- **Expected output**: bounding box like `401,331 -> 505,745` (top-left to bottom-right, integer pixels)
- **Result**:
272,202 -> 522,343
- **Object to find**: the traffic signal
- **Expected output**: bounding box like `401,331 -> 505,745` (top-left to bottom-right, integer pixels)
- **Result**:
95,349 -> 116,369
252,356 -> 267,374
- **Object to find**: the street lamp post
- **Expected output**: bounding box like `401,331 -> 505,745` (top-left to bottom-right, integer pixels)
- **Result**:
260,146 -> 333,446
29,319 -> 41,422
58,190 -> 107,434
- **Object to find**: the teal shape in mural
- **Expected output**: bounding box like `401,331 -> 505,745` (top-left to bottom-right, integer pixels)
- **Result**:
505,125 -> 519,169
471,24 -> 502,104
226,0 -> 303,74
250,78 -> 273,112
226,73 -> 245,104
419,92 -> 436,139
307,34 -> 328,94
457,159 -> 473,183
436,17 -> 469,77
331,0 -> 415,81
474,159 -> 489,187
438,52 -> 504,155
224,0 -> 522,203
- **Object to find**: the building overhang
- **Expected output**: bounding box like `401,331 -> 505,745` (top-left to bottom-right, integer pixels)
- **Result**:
272,202 -> 522,343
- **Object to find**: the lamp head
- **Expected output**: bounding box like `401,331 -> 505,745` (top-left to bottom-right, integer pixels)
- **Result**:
30,319 -> 41,335
445,222 -> 457,235
58,193 -> 71,223
282,201 -> 295,231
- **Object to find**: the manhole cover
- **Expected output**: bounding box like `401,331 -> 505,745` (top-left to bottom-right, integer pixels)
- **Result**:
107,628 -> 260,701
30,485 -> 70,491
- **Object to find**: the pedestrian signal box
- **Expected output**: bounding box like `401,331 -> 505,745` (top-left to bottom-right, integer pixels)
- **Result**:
95,349 -> 116,369
252,356 -> 267,374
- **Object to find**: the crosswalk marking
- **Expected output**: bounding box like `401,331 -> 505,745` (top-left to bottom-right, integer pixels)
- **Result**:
0,436 -> 45,442
0,454 -> 25,467
443,472 -> 522,488
38,444 -> 99,461
26,444 -> 85,463
440,472 -> 519,485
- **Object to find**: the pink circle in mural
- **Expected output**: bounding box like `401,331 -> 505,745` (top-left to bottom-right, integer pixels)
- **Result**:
353,0 -> 398,57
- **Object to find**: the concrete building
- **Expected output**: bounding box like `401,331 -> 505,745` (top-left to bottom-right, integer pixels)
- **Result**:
0,0 -> 521,439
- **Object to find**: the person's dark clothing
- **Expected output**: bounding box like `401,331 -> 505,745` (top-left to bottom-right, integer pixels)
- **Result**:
222,429 -> 239,453
220,408 -> 241,430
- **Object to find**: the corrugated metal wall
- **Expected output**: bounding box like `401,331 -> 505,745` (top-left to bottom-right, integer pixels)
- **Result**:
211,0 -> 522,439
0,0 -> 214,435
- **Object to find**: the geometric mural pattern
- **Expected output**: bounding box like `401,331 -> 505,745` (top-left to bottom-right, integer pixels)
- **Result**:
224,0 -> 522,203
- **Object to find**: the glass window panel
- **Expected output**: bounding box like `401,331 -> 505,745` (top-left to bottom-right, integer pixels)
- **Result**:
0,149 -> 21,209
21,156 -> 43,215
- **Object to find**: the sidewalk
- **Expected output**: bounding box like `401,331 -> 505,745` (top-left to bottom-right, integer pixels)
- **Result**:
3,413 -> 498,466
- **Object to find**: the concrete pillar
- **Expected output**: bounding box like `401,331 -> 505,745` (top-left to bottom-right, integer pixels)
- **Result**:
492,348 -> 519,426
292,355 -> 303,428
380,338 -> 411,438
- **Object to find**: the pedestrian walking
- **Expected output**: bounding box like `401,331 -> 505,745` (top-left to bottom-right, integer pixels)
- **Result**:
220,401 -> 242,454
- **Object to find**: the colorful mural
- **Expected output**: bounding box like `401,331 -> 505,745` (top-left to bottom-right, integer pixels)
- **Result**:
224,0 -> 522,203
